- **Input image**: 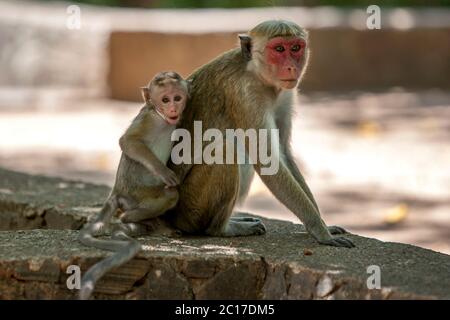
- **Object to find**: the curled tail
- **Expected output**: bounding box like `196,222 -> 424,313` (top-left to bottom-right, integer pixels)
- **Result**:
77,194 -> 142,299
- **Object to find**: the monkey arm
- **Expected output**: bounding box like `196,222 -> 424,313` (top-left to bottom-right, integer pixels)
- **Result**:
254,159 -> 329,237
282,145 -> 320,212
242,115 -> 327,235
119,134 -> 179,187
119,135 -> 166,175
255,161 -> 353,247
244,114 -> 354,247
276,106 -> 320,212
120,111 -> 172,172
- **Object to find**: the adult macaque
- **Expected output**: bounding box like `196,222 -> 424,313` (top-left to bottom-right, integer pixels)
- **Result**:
78,71 -> 190,299
167,20 -> 354,247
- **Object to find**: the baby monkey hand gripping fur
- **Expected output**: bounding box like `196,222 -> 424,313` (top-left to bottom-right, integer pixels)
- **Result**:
78,72 -> 189,300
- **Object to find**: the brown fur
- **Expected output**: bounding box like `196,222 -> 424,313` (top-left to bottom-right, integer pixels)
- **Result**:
168,20 -> 354,247
78,72 -> 189,300
78,20 -> 354,300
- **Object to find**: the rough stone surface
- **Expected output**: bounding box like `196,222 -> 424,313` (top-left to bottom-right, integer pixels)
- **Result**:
0,167 -> 109,231
0,168 -> 449,300
0,225 -> 449,300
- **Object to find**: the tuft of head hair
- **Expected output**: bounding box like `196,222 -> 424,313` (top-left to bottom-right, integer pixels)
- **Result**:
141,71 -> 190,105
148,71 -> 189,95
249,20 -> 307,40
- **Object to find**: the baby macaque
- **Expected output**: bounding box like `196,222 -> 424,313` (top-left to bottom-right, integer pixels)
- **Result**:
78,71 -> 189,299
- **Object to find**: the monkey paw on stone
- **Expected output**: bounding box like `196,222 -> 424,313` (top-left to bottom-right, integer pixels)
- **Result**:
223,219 -> 266,237
327,225 -> 348,235
318,236 -> 355,248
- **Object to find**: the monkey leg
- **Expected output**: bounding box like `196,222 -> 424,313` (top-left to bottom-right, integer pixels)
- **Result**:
205,184 -> 265,237
78,194 -> 136,251
230,216 -> 261,222
112,221 -> 149,238
219,219 -> 266,237
78,194 -> 147,300
230,211 -> 262,223
205,207 -> 266,237
208,210 -> 266,237
174,165 -> 266,237
120,187 -> 178,223
78,195 -> 121,251
84,195 -> 119,236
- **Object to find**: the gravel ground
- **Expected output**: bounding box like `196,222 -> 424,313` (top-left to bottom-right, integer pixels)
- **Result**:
0,88 -> 449,254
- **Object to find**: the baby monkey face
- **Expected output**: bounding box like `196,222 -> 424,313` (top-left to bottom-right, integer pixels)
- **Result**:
153,84 -> 187,125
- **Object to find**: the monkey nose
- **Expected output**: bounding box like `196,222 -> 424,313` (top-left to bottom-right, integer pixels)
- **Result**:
287,66 -> 299,78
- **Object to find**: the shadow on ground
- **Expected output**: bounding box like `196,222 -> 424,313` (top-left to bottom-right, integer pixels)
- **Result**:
0,89 -> 449,254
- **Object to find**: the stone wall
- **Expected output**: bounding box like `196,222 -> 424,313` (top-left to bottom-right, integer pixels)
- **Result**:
109,28 -> 450,101
0,167 -> 449,299
108,32 -> 237,101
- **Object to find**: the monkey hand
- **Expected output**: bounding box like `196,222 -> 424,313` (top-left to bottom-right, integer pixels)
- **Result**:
310,225 -> 355,248
317,236 -> 355,248
157,167 -> 180,187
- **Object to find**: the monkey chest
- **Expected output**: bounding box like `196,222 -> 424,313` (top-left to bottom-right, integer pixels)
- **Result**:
145,128 -> 174,164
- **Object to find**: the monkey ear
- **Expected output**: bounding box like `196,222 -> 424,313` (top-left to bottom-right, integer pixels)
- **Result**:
141,87 -> 150,103
238,34 -> 252,60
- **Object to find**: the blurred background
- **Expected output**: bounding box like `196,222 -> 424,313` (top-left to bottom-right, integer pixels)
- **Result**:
0,0 -> 449,254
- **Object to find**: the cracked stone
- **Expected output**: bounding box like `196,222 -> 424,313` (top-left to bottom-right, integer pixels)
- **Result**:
316,275 -> 334,298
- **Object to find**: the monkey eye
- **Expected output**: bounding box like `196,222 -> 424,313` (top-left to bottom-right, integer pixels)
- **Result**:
291,44 -> 301,52
274,45 -> 285,52
162,97 -> 170,103
174,95 -> 182,102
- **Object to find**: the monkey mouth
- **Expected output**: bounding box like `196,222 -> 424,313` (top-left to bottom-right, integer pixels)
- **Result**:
279,79 -> 298,89
167,115 -> 179,124
280,79 -> 298,82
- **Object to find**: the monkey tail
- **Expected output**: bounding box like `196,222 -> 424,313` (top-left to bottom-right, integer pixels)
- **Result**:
78,194 -> 142,299
79,238 -> 141,300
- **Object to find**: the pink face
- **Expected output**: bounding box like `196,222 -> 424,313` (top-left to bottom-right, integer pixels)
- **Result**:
264,36 -> 306,89
153,84 -> 187,125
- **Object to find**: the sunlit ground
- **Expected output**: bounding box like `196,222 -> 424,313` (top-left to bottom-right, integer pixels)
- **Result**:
1,88 -> 449,254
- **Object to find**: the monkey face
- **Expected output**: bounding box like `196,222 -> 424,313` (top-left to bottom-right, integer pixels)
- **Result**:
263,36 -> 306,89
152,84 -> 188,125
